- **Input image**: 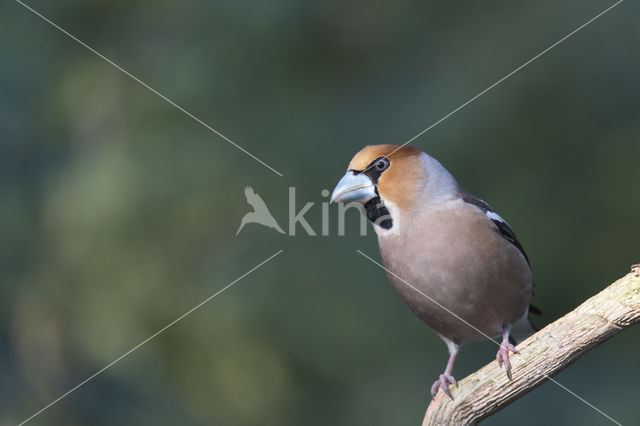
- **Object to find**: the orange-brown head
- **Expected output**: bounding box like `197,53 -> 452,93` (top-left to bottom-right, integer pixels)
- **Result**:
331,145 -> 459,230
331,145 -> 424,210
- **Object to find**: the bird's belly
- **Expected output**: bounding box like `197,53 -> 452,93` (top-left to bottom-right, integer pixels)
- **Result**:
385,267 -> 505,341
379,223 -> 531,342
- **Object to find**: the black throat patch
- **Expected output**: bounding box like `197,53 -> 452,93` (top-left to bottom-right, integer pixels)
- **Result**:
364,196 -> 393,230
351,157 -> 393,230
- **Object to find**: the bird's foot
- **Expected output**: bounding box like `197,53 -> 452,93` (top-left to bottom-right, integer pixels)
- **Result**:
496,341 -> 518,380
430,373 -> 457,399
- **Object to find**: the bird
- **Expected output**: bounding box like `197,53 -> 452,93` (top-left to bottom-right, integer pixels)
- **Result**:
330,144 -> 537,399
236,186 -> 285,235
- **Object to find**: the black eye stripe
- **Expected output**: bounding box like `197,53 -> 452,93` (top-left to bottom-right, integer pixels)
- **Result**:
360,156 -> 390,183
348,157 -> 390,184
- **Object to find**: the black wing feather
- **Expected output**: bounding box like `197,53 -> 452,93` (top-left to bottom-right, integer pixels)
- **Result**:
462,194 -> 530,265
462,194 -> 541,319
491,219 -> 530,266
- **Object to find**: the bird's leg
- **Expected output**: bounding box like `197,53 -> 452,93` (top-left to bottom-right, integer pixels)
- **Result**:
430,342 -> 459,399
496,326 -> 519,380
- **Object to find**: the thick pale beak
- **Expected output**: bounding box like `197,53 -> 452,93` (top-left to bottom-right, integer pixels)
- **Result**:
330,171 -> 376,204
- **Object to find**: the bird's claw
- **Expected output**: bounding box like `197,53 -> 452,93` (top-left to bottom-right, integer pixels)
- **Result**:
430,373 -> 457,399
496,342 -> 518,380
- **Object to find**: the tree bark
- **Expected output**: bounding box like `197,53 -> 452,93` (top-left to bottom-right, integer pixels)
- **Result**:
423,264 -> 640,425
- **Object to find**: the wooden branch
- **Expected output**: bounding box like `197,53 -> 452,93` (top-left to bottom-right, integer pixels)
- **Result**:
423,264 -> 640,425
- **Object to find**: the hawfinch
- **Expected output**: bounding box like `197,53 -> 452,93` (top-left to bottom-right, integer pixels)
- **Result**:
331,144 -> 538,399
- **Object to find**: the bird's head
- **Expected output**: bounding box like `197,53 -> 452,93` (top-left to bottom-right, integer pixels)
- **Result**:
331,145 -> 458,230
330,144 -> 424,208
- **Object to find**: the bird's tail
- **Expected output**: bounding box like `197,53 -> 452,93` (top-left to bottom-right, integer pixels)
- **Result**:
272,222 -> 285,234
235,217 -> 247,236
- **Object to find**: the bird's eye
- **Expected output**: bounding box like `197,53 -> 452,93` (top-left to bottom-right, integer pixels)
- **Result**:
375,157 -> 389,171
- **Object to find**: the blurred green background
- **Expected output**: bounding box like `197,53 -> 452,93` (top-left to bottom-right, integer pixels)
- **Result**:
1,0 -> 639,425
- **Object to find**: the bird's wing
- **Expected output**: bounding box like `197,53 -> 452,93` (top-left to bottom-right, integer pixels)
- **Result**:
462,193 -> 541,328
461,194 -> 530,266
244,186 -> 270,212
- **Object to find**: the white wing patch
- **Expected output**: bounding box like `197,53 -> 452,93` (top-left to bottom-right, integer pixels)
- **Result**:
486,210 -> 506,223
